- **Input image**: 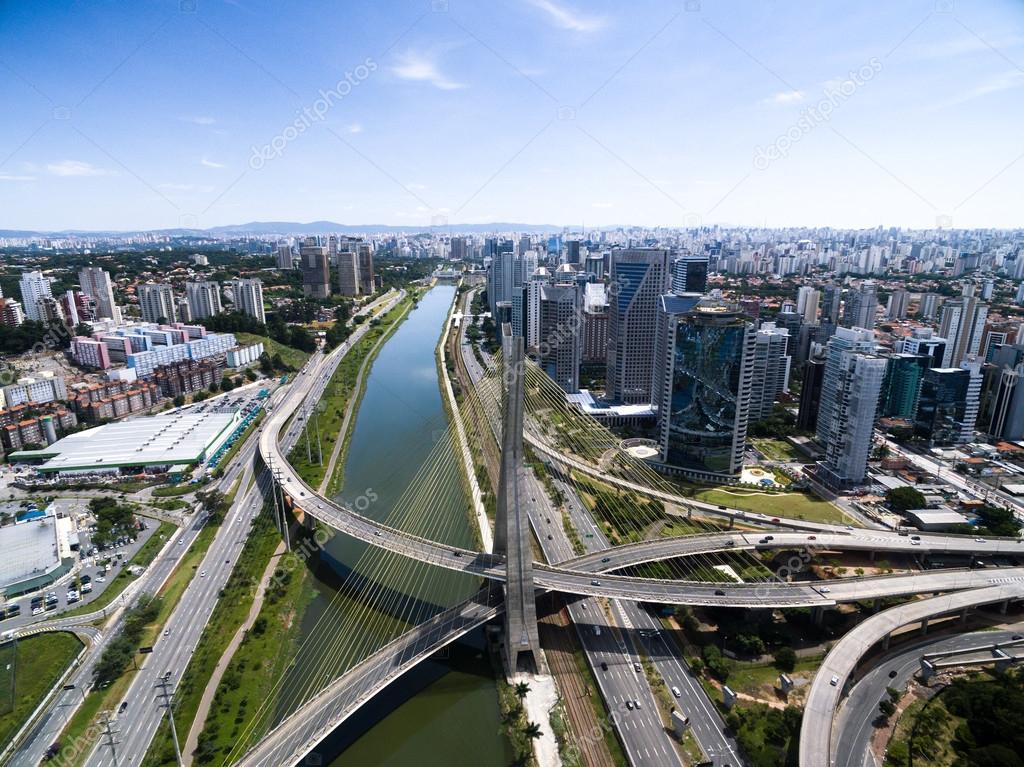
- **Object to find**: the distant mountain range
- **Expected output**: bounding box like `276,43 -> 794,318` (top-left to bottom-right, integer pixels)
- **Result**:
0,221 -> 568,238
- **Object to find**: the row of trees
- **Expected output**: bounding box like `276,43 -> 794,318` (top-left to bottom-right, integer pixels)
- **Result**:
93,594 -> 162,685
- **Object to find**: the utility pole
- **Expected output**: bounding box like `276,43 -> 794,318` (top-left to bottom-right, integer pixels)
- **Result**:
315,407 -> 323,466
304,405 -> 312,464
155,675 -> 183,766
100,709 -> 120,767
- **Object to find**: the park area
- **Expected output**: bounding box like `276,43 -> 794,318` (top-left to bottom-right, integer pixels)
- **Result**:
0,632 -> 82,748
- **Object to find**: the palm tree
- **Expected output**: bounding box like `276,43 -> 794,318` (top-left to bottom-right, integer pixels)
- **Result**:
514,682 -> 531,701
523,722 -> 542,740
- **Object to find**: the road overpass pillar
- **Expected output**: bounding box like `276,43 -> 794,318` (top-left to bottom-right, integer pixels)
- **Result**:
496,325 -> 542,674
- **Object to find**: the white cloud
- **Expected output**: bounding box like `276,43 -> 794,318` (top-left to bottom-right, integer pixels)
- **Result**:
158,183 -> 215,192
591,201 -> 613,208
763,90 -> 805,105
47,160 -> 112,177
406,182 -> 427,190
200,157 -> 226,168
0,174 -> 35,181
391,50 -> 465,90
179,115 -> 217,125
525,0 -> 606,33
936,70 -> 1024,108
905,34 -> 1024,62
348,123 -> 363,134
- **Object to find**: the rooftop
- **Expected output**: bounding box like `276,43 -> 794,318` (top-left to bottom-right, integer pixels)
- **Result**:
10,411 -> 238,473
0,514 -> 60,590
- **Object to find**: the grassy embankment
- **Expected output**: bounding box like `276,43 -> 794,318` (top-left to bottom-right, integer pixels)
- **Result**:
0,632 -> 83,749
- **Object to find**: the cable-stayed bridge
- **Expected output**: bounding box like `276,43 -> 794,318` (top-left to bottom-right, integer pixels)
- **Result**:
226,321 -> 1024,767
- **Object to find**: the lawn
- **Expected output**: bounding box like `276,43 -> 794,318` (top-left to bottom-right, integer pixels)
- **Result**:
727,654 -> 823,699
0,632 -> 83,749
235,332 -> 310,372
750,438 -> 801,462
694,488 -> 848,524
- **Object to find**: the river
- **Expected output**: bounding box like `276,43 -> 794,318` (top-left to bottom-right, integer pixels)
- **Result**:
281,284 -> 511,766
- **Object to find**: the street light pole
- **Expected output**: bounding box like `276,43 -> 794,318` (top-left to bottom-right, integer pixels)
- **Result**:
155,675 -> 183,766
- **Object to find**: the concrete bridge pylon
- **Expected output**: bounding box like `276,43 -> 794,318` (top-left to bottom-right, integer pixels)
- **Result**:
496,324 -> 542,674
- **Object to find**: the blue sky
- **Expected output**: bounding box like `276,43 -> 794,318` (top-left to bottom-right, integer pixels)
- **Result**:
1,0 -> 1022,231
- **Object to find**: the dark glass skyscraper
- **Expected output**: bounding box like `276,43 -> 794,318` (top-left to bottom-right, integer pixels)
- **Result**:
655,297 -> 755,479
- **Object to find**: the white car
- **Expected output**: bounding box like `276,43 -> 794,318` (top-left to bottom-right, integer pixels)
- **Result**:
200,571 -> 207,577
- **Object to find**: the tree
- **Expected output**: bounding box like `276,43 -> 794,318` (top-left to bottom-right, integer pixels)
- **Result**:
773,646 -> 797,673
879,698 -> 896,717
514,682 -> 530,701
886,486 -> 926,513
220,376 -> 235,392
173,394 -> 186,408
523,722 -> 542,740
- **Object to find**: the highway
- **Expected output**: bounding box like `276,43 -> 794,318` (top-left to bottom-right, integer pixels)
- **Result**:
833,627 -> 1024,767
87,291 -> 409,767
798,582 -> 1024,767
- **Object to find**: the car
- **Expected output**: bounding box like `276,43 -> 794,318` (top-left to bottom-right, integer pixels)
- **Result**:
547,535 -> 553,540
601,557 -> 610,563
714,589 -> 726,596
453,551 -> 462,557
118,701 -> 128,713
590,579 -> 601,586
178,539 -> 185,546
759,537 -> 769,544
910,535 -> 921,541
625,700 -> 634,710
975,537 -> 986,543
719,505 -> 728,511
200,570 -> 207,577
888,670 -> 898,679
845,525 -> 854,530
910,540 -> 920,546
374,531 -> 381,537
1012,634 -> 1022,641
771,518 -> 780,523
163,629 -> 170,636
808,535 -> 817,541
819,586 -> 831,593
898,530 -> 909,537
633,699 -> 642,710
633,662 -> 642,672
671,686 -> 681,698
600,661 -> 608,671
765,535 -> 774,541
830,675 -> 839,686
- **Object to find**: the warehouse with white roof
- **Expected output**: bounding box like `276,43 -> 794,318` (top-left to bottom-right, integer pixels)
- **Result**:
9,411 -> 239,476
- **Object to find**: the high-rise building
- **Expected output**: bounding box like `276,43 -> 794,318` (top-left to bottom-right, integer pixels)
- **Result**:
300,245 -> 331,299
986,344 -> 1024,441
797,354 -> 825,432
913,359 -> 982,445
78,267 -> 120,322
918,292 -> 943,320
335,250 -> 360,297
670,252 -> 709,295
797,286 -> 820,324
358,245 -> 375,296
815,326 -> 886,488
748,322 -> 791,422
185,281 -> 223,320
886,289 -> 910,320
276,243 -> 294,269
820,284 -> 842,325
0,298 -> 24,327
897,327 -> 948,368
18,271 -> 54,322
1016,282 -> 1024,304
842,280 -> 879,329
881,353 -> 929,418
585,253 -> 605,280
227,278 -> 265,324
450,236 -> 467,261
537,283 -> 582,393
137,283 -> 177,323
564,240 -> 581,265
938,285 -> 988,367
581,283 -> 608,365
485,239 -> 515,318
606,248 -> 671,404
653,295 -> 755,480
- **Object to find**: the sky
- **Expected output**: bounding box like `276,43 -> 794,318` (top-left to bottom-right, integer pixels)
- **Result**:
1,0 -> 1023,232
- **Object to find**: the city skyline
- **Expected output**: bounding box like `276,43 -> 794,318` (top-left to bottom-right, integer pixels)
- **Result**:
1,0 -> 1023,231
